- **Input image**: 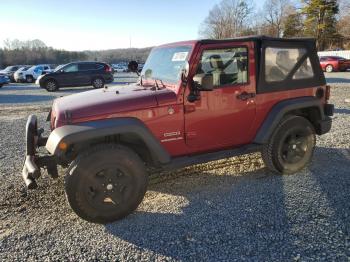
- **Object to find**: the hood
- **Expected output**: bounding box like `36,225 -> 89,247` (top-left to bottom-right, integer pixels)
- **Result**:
52,84 -> 177,126
0,70 -> 10,75
44,72 -> 56,77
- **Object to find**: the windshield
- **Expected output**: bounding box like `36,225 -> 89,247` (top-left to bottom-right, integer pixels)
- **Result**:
54,64 -> 66,72
18,66 -> 29,72
141,45 -> 192,84
3,66 -> 14,72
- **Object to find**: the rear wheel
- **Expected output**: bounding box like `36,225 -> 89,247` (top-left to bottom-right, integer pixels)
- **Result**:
26,75 -> 34,83
92,77 -> 105,89
262,116 -> 316,174
65,144 -> 148,223
325,64 -> 333,73
45,79 -> 59,92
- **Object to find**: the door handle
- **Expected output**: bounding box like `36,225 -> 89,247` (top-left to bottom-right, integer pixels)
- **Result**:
236,92 -> 256,101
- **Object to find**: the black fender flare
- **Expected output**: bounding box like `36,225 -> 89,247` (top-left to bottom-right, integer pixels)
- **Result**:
253,96 -> 325,144
46,117 -> 171,164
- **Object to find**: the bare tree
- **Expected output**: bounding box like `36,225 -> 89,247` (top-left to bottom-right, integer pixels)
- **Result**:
199,0 -> 253,39
263,0 -> 291,37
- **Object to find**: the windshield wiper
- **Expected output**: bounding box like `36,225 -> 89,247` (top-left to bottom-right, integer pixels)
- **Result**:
154,79 -> 166,90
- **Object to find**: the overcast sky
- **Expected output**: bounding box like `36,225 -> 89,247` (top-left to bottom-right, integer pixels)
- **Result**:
0,0 -> 264,51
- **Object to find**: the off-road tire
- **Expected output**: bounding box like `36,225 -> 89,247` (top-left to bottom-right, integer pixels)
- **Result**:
92,77 -> 105,89
26,75 -> 34,83
261,115 -> 316,174
65,144 -> 148,223
45,79 -> 59,92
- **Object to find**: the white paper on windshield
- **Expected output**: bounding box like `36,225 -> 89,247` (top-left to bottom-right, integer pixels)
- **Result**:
172,52 -> 188,61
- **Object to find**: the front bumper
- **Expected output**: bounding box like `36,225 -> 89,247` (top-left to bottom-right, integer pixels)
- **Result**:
14,74 -> 25,82
0,76 -> 10,84
22,115 -> 57,189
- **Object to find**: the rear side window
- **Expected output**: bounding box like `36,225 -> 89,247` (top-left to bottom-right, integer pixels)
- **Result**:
197,47 -> 248,87
265,47 -> 314,82
257,40 -> 325,94
79,63 -> 99,70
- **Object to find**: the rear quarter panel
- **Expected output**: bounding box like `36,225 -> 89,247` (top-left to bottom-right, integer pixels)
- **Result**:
252,86 -> 323,136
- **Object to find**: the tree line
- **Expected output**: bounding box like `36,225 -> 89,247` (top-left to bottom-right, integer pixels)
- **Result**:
1,0 -> 349,67
0,39 -> 152,68
200,0 -> 350,51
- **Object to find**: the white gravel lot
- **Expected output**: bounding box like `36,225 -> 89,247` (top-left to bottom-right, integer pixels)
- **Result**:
0,73 -> 349,261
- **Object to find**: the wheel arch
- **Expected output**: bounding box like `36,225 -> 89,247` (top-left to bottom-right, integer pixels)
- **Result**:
254,97 -> 325,144
46,117 -> 170,166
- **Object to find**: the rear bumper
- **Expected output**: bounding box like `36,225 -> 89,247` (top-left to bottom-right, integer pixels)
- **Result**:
22,115 -> 57,189
105,74 -> 114,83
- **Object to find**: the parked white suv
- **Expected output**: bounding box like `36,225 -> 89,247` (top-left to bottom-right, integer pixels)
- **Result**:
19,64 -> 55,83
13,66 -> 32,82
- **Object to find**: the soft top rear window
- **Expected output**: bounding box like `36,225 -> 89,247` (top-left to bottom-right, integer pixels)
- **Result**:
257,40 -> 325,94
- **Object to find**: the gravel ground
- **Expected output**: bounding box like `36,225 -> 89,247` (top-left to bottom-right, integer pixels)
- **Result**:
0,77 -> 349,260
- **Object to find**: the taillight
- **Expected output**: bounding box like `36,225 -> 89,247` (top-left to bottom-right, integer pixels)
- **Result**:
325,85 -> 331,101
105,65 -> 112,73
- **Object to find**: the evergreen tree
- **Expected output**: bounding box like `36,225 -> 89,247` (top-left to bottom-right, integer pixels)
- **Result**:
283,12 -> 304,37
302,0 -> 339,50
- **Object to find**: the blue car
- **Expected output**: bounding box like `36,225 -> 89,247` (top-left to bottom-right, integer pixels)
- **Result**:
0,74 -> 10,88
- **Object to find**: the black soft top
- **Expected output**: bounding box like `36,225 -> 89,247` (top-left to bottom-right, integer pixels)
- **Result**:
199,35 -> 325,93
199,35 -> 316,45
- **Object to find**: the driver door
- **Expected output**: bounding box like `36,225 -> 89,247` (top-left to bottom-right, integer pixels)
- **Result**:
57,63 -> 79,86
184,42 -> 257,152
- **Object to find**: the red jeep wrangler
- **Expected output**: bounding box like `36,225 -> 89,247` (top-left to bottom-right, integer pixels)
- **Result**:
22,36 -> 334,223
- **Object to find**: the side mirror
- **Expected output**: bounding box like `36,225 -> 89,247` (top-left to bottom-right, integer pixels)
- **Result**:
128,61 -> 140,76
193,73 -> 214,91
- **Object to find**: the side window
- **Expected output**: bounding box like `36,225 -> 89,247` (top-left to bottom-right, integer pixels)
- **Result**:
293,57 -> 314,80
79,63 -> 96,70
63,64 -> 78,73
265,47 -> 314,82
196,47 -> 248,87
95,63 -> 104,70
34,66 -> 43,73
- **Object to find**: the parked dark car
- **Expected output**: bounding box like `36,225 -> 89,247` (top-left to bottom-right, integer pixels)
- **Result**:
0,74 -> 10,88
39,62 -> 114,91
0,65 -> 23,82
319,56 -> 350,72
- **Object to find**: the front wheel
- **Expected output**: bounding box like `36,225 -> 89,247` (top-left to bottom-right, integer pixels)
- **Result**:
65,144 -> 148,223
92,77 -> 105,89
45,79 -> 59,92
26,75 -> 34,83
262,116 -> 316,174
325,64 -> 333,73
